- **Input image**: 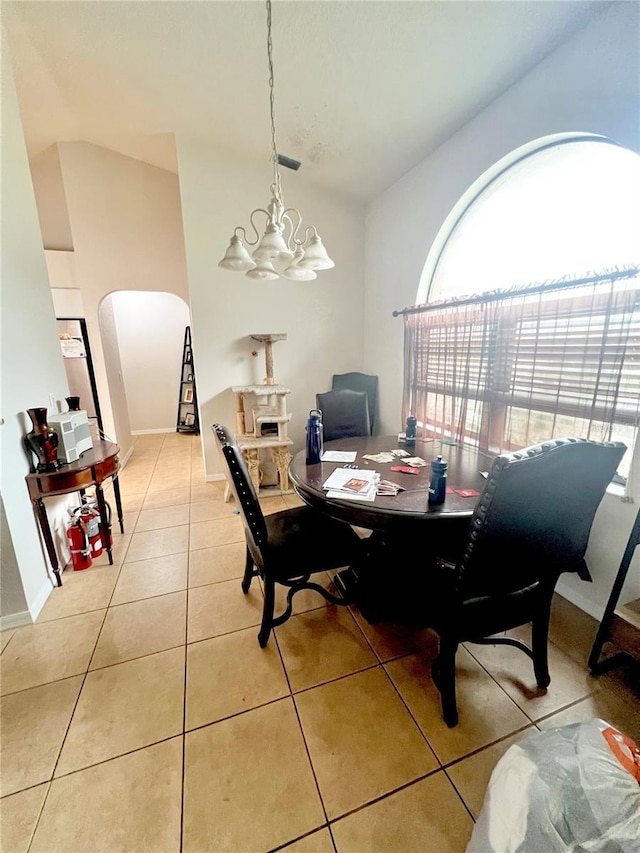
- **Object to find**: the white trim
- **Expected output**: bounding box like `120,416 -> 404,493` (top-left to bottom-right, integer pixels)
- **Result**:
0,610 -> 33,630
0,578 -> 53,629
131,428 -> 177,435
28,578 -> 54,621
118,444 -> 135,469
555,578 -> 604,622
205,473 -> 225,482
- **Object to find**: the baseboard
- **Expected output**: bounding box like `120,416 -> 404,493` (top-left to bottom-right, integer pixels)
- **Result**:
205,473 -> 226,482
29,577 -> 54,622
0,578 -> 53,629
0,609 -> 33,630
555,580 -> 604,622
131,428 -> 176,435
119,445 -> 135,469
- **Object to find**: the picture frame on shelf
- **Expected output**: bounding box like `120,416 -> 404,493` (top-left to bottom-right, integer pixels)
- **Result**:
183,387 -> 194,403
184,412 -> 195,427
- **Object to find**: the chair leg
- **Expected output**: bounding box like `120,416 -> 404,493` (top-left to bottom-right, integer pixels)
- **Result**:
258,576 -> 276,648
532,602 -> 552,689
433,637 -> 459,727
241,545 -> 254,594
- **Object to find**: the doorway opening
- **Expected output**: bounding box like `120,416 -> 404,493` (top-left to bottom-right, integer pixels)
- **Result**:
57,317 -> 104,434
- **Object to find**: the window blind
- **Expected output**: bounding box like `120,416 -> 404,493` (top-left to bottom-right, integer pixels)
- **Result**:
402,271 -> 640,453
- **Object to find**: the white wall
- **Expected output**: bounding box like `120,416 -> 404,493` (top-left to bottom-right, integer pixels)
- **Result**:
46,249 -> 85,318
97,297 -> 132,450
110,291 -> 191,433
364,2 -> 640,618
1,28 -> 70,624
30,144 -> 73,251
50,142 -> 190,458
176,138 -> 366,477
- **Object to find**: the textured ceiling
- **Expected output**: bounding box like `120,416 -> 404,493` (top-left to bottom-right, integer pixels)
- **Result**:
4,0 -> 611,202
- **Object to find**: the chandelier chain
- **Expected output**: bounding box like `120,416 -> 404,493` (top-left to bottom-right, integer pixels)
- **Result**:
217,1 -> 334,278
266,0 -> 283,204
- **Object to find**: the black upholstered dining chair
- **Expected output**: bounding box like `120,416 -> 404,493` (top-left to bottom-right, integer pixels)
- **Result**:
212,424 -> 363,647
423,437 -> 626,727
332,372 -> 378,434
315,389 -> 371,442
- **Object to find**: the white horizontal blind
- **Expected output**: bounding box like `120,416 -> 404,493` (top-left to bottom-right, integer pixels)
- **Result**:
403,272 -> 640,453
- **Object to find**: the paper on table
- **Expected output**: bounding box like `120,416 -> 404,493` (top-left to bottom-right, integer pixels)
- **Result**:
362,452 -> 396,463
326,488 -> 377,502
320,451 -> 357,462
403,457 -> 427,467
322,468 -> 379,492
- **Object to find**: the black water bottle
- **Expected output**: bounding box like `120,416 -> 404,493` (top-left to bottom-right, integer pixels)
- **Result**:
305,409 -> 323,465
428,455 -> 447,505
405,416 -> 417,445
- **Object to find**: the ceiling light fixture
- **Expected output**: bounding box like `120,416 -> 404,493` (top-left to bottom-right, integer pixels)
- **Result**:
218,0 -> 334,282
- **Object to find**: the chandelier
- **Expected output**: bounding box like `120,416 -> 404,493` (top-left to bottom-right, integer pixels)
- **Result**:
218,0 -> 334,281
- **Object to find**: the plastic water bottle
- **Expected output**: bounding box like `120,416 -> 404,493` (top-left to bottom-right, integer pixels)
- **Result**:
428,455 -> 447,505
305,409 -> 323,465
405,416 -> 417,446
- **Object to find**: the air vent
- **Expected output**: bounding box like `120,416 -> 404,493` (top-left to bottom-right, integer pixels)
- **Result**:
277,154 -> 301,171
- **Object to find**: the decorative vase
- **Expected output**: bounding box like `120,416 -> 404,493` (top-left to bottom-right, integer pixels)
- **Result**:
25,408 -> 60,473
66,396 -> 81,411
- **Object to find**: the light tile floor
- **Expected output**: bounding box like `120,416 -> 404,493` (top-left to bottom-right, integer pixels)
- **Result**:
1,432 -> 639,852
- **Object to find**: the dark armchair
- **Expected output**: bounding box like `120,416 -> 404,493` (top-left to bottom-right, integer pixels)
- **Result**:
212,424 -> 363,646
424,437 -> 626,727
332,372 -> 378,434
315,389 -> 371,442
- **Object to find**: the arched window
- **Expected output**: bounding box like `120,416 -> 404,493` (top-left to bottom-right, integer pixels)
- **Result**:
419,134 -> 640,303
406,135 -> 640,490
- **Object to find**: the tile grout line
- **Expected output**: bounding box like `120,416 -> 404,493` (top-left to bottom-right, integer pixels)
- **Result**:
48,433 -> 160,775
272,619 -> 338,851
7,433 -> 639,848
181,432 -> 193,852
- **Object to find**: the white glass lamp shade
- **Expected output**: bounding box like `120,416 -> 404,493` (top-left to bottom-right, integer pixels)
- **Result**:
253,225 -> 294,262
298,234 -> 335,270
218,235 -> 256,271
282,246 -> 317,280
282,264 -> 317,281
245,259 -> 280,280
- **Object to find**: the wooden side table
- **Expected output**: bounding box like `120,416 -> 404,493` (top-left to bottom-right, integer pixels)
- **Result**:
25,440 -> 124,587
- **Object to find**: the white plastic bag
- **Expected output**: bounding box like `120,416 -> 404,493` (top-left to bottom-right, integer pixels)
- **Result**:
467,719 -> 640,853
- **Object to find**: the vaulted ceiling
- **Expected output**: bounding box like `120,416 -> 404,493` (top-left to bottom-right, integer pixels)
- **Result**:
4,1 -> 612,202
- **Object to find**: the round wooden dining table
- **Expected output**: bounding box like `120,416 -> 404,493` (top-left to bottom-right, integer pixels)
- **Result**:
289,435 -> 493,532
289,435 -> 495,622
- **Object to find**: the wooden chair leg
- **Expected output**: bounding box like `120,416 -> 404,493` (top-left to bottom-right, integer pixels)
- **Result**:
258,576 -> 276,648
532,602 -> 552,689
433,637 -> 459,727
241,545 -> 254,593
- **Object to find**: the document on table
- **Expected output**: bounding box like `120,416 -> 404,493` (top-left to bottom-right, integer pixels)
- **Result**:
362,452 -> 397,463
322,467 -> 380,502
326,488 -> 377,502
320,451 -> 357,462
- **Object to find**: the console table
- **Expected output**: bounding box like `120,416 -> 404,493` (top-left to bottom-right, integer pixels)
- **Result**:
25,440 -> 124,587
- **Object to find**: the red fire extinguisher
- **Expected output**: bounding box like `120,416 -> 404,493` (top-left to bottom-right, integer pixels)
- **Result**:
81,494 -> 112,551
69,506 -> 104,559
66,516 -> 92,571
80,506 -> 103,558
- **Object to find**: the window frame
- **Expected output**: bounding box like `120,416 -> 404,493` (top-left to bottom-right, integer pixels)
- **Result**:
413,133 -> 640,500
